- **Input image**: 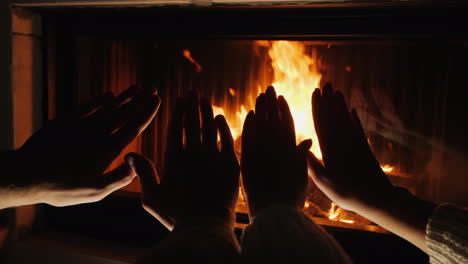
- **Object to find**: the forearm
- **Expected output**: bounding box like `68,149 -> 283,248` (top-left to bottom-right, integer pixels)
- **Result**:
356,187 -> 436,253
0,185 -> 42,209
0,150 -> 41,209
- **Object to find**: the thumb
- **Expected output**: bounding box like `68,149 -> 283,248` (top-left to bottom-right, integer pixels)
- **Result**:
125,152 -> 160,192
297,139 -> 312,154
306,151 -> 326,182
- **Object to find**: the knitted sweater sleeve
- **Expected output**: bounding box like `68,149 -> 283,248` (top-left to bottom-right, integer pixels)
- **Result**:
426,204 -> 468,264
241,205 -> 352,263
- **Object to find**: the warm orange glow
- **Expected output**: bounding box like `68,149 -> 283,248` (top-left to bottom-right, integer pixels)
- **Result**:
212,104 -> 248,140
268,41 -> 322,159
182,49 -> 202,72
183,41 -> 398,227
212,41 -> 323,159
328,202 -> 354,224
381,165 -> 394,173
229,88 -> 237,96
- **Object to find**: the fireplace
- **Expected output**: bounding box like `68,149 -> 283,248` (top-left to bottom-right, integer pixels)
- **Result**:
4,1 -> 468,262
72,37 -> 448,233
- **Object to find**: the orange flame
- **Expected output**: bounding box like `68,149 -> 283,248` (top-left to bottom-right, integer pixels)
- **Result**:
182,49 -> 202,72
185,42 -> 395,226
328,202 -> 354,224
213,41 -> 323,159
381,165 -> 394,173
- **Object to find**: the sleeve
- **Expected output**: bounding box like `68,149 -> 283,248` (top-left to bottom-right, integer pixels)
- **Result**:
426,204 -> 468,264
137,218 -> 241,263
241,205 -> 352,263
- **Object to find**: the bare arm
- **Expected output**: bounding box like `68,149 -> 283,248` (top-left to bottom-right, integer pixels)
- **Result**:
0,86 -> 160,210
308,84 -> 436,253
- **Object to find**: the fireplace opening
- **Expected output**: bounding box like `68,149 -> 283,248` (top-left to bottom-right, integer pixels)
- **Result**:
65,36 -> 453,233
9,4 -> 464,262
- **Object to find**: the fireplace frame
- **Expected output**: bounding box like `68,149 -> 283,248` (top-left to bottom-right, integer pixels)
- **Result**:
2,1 -> 468,262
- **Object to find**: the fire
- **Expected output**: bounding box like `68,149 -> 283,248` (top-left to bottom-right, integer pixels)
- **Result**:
328,202 -> 354,224
268,41 -> 322,159
185,41 -> 395,227
182,49 -> 202,72
381,165 -> 394,173
212,105 -> 248,141
213,41 -> 323,159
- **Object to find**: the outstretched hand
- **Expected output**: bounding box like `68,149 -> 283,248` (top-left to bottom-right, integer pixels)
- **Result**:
4,86 -> 160,208
308,83 -> 394,212
127,92 -> 239,230
241,86 -> 311,218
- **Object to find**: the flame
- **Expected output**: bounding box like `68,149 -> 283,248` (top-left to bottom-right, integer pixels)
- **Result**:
268,41 -> 323,159
328,202 -> 354,224
381,165 -> 394,173
212,104 -> 248,140
184,42 -> 396,226
182,49 -> 202,72
229,88 -> 237,96
211,41 -> 322,159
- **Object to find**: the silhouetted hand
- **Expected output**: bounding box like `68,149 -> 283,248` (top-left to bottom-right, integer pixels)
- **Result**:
241,86 -> 312,218
3,86 -> 160,208
308,83 -> 394,212
127,92 -> 239,230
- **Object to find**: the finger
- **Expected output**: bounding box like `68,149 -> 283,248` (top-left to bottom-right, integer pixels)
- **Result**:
125,153 -> 174,231
114,85 -> 144,106
108,95 -> 161,156
166,97 -> 185,158
78,92 -> 115,119
215,115 -> 235,155
125,153 -> 160,192
350,109 -> 367,143
97,163 -> 136,192
350,109 -> 380,164
241,110 -> 257,164
322,82 -> 333,98
312,88 -> 327,156
297,139 -> 312,154
333,91 -> 355,134
184,91 -> 201,148
278,95 -> 296,147
255,93 -> 267,144
99,86 -> 158,135
306,151 -> 327,182
265,86 -> 280,124
200,97 -> 217,150
255,93 -> 267,125
316,83 -> 336,165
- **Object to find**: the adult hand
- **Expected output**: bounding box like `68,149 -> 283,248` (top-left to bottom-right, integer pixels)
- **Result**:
241,86 -> 312,218
3,85 -> 160,208
127,92 -> 239,230
307,83 -> 395,213
308,83 -> 436,253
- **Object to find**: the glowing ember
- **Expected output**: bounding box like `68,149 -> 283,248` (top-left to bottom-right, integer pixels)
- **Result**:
182,49 -> 202,72
229,88 -> 237,96
381,165 -> 394,173
328,202 -> 354,224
